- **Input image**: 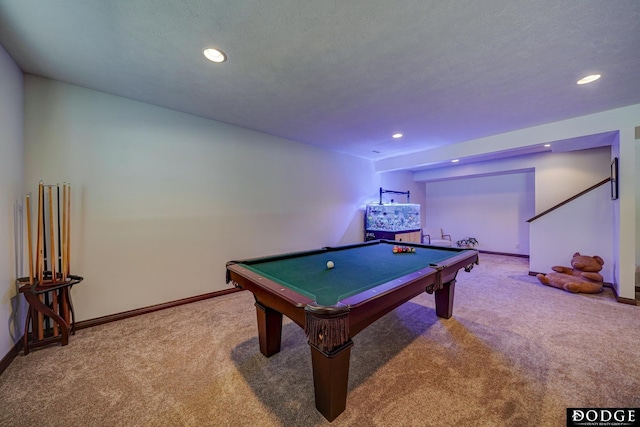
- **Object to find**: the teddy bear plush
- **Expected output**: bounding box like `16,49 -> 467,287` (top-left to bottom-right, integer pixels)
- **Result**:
536,252 -> 604,294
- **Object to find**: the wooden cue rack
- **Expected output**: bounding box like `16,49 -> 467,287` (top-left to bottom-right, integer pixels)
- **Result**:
17,182 -> 83,354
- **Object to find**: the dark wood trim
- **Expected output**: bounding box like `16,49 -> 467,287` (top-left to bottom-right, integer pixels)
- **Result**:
610,284 -> 639,306
75,287 -> 243,330
0,339 -> 23,377
526,177 -> 610,223
479,250 -> 529,258
616,296 -> 638,306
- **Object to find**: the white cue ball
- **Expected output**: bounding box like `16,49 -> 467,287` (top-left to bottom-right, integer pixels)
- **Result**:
326,261 -> 335,269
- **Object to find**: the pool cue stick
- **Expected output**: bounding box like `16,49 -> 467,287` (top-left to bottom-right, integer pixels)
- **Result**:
48,185 -> 56,283
36,182 -> 45,340
44,185 -> 54,330
61,184 -> 67,281
25,194 -> 37,344
41,186 -> 52,331
35,184 -> 42,281
42,186 -> 48,279
62,184 -> 71,325
40,185 -> 50,329
26,194 -> 34,286
66,184 -> 71,274
56,184 -> 65,330
57,184 -> 62,274
48,185 -> 59,337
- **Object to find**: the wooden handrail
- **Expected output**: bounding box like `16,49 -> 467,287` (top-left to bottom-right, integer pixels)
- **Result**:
526,177 -> 611,223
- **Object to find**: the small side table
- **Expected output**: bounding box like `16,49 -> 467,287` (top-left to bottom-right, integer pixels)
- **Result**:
17,274 -> 83,355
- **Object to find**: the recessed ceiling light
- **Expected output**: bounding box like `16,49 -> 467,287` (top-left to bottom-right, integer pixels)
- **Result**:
451,159 -> 460,163
576,74 -> 601,85
544,144 -> 551,147
203,48 -> 227,63
392,133 -> 403,139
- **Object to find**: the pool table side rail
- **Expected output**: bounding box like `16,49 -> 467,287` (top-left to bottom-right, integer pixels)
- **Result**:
227,264 -> 314,308
324,239 -> 474,253
427,248 -> 480,267
429,249 -> 480,285
227,265 -> 314,331
343,269 -> 441,337
226,246 -> 334,268
337,266 -> 438,307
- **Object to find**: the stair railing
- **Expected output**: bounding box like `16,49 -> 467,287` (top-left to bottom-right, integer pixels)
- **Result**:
526,177 -> 611,223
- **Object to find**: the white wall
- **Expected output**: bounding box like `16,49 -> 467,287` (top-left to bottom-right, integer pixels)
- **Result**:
422,171 -> 534,255
532,148 -> 614,283
613,128 -> 638,299
415,147 -> 611,256
24,76 -> 377,320
530,184 -> 613,282
533,148 -> 612,213
0,44 -> 24,355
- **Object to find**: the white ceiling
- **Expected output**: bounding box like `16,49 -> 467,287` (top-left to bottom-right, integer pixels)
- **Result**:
1,1 -> 639,162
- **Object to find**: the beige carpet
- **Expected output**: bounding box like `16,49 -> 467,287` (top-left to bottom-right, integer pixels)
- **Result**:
1,254 -> 639,426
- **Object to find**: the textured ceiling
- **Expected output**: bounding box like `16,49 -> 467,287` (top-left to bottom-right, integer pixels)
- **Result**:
1,0 -> 639,162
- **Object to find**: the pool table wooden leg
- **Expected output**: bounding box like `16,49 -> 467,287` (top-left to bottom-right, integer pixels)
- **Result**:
434,280 -> 456,319
309,340 -> 354,422
255,302 -> 283,357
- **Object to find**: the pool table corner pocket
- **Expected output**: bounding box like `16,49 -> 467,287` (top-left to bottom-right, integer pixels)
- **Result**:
304,303 -> 350,352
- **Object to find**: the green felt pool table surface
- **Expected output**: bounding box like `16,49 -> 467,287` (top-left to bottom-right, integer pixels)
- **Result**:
234,241 -> 475,306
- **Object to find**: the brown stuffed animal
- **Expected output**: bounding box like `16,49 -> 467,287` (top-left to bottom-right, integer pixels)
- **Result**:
536,252 -> 604,294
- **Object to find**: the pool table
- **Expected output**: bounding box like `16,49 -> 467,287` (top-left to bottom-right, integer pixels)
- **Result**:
226,240 -> 478,421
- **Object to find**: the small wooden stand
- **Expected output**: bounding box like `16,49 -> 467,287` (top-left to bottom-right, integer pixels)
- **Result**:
17,274 -> 83,354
